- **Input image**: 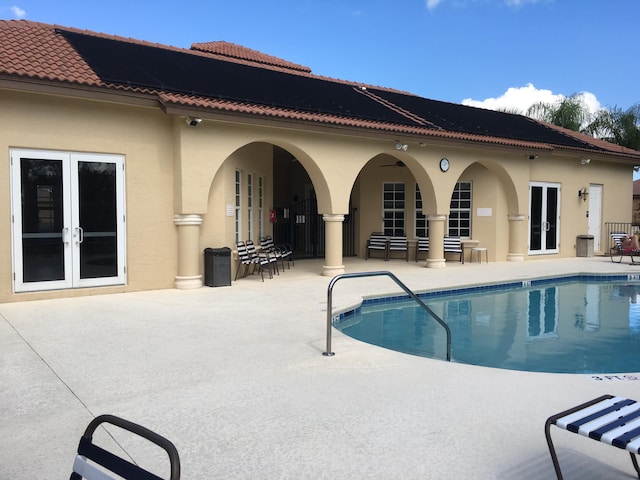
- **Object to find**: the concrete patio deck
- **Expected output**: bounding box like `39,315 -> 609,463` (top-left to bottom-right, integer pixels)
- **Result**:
2,256 -> 640,479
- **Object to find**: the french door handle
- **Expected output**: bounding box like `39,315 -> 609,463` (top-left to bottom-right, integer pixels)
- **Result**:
75,226 -> 84,244
544,221 -> 550,232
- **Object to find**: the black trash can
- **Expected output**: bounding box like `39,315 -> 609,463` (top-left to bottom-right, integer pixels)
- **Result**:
204,247 -> 231,287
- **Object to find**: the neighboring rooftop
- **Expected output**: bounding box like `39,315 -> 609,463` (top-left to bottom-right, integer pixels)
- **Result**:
1,19 -> 639,160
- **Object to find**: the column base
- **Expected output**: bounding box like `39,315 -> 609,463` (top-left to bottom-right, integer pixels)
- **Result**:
426,258 -> 446,269
175,275 -> 203,290
322,265 -> 345,277
507,254 -> 525,262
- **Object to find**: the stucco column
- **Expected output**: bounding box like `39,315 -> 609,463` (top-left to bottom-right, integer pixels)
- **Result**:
507,214 -> 526,262
322,214 -> 345,277
174,214 -> 203,289
426,215 -> 447,269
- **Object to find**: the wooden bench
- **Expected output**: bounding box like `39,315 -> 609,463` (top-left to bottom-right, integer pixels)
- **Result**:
366,233 -> 388,260
545,394 -> 640,479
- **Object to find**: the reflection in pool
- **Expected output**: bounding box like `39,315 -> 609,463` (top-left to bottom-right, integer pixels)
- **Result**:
335,278 -> 640,374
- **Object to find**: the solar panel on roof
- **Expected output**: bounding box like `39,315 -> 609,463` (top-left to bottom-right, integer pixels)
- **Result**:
58,29 -> 421,126
369,88 -> 607,150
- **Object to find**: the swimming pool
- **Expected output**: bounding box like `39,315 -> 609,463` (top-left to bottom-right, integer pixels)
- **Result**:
334,274 -> 640,374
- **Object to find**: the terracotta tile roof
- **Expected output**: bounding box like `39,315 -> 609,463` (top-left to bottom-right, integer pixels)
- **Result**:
1,19 -> 638,161
0,19 -> 101,86
191,41 -> 312,73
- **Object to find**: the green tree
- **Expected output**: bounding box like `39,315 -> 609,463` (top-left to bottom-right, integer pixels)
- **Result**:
526,94 -> 591,132
585,103 -> 640,151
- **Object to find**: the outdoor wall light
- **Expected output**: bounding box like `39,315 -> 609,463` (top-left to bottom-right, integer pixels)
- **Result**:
528,155 -> 539,160
186,116 -> 202,127
578,187 -> 589,201
395,141 -> 408,151
580,158 -> 591,165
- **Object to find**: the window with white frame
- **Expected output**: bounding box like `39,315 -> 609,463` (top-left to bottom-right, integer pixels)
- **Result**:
258,176 -> 264,239
449,181 -> 472,237
415,183 -> 429,238
235,170 -> 242,242
383,182 -> 405,236
247,173 -> 253,241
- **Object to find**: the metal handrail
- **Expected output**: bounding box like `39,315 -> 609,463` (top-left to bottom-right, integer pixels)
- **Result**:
323,271 -> 451,361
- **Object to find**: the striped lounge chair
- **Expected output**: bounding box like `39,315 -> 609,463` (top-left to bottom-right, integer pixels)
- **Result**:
610,232 -> 640,264
545,395 -> 640,479
70,414 -> 180,479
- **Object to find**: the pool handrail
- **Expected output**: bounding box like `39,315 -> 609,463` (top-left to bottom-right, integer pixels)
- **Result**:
324,271 -> 452,361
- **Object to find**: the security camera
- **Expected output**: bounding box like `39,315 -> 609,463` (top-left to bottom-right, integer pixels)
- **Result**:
186,116 -> 202,127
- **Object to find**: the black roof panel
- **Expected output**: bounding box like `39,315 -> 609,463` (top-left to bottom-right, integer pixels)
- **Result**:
59,30 -> 421,126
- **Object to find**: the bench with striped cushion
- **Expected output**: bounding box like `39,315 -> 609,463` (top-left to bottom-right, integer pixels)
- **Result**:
366,233 -> 388,260
444,236 -> 463,263
388,235 -> 408,261
415,237 -> 429,262
545,394 -> 640,479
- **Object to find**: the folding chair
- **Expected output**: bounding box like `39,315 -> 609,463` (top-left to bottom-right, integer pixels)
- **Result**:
545,394 -> 640,480
70,414 -> 180,480
246,239 -> 277,279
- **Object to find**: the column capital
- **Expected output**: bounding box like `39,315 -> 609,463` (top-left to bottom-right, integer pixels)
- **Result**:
174,214 -> 203,226
508,214 -> 526,222
322,214 -> 345,222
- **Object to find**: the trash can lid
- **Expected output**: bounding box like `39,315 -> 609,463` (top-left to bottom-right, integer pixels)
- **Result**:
204,247 -> 232,256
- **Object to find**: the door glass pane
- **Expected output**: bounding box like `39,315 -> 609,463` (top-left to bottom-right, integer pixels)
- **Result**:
545,187 -> 558,250
78,161 -> 117,279
530,186 -> 542,250
20,159 -> 65,282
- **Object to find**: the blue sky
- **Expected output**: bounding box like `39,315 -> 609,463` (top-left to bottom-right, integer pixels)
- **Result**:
2,0 -> 639,115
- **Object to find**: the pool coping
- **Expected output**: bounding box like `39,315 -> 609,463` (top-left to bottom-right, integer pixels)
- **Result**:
332,272 -> 640,326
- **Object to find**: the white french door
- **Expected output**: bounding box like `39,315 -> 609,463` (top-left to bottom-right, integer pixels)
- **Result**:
529,182 -> 560,255
588,184 -> 603,252
11,149 -> 126,292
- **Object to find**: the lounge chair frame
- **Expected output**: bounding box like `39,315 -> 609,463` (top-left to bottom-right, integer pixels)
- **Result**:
545,394 -> 640,480
70,414 -> 180,480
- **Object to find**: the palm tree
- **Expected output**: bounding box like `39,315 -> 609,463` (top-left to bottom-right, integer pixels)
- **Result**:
526,94 -> 591,132
585,104 -> 640,151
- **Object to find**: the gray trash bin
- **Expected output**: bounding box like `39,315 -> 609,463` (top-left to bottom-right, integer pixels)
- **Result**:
576,235 -> 594,257
204,247 -> 231,287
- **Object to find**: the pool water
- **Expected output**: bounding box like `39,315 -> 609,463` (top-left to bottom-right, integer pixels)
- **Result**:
335,279 -> 640,374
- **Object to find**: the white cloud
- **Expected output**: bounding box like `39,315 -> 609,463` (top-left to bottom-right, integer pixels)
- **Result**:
461,83 -> 602,118
427,0 -> 548,10
9,5 -> 26,18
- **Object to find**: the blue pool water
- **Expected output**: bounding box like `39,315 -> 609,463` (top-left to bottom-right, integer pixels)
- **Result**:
334,275 -> 640,374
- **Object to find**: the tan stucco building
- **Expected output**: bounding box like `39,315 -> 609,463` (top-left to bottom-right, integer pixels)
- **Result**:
2,20 -> 640,303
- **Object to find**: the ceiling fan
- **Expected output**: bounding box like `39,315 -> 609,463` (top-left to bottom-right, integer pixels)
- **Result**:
380,160 -> 406,168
